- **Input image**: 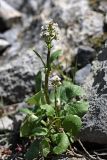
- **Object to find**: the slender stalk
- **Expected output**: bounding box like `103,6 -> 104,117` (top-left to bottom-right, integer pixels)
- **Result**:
54,85 -> 61,131
54,85 -> 57,110
54,85 -> 59,117
44,46 -> 51,104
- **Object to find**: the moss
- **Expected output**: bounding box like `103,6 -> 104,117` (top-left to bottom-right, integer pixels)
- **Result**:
88,33 -> 107,50
89,0 -> 100,10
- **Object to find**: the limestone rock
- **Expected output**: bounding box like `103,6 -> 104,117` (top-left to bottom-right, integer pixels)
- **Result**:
0,39 -> 10,53
0,50 -> 42,104
0,0 -> 22,27
0,116 -> 13,131
99,1 -> 107,13
5,0 -> 25,10
5,0 -> 44,15
76,46 -> 95,68
74,64 -> 91,85
81,10 -> 104,36
52,0 -> 89,26
80,44 -> 107,144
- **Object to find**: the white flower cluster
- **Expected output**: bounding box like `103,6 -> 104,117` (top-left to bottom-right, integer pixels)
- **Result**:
49,75 -> 61,86
40,20 -> 59,43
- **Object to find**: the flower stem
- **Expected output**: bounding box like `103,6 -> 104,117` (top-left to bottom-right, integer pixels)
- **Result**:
54,85 -> 60,117
44,46 -> 51,104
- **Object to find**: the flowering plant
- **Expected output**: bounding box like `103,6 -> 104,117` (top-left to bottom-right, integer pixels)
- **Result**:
20,21 -> 88,160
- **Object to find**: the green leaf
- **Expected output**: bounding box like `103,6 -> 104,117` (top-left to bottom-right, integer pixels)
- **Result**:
65,101 -> 89,117
59,81 -> 73,103
51,134 -> 58,143
31,127 -> 48,136
63,80 -> 85,97
25,140 -> 40,160
26,90 -> 45,106
53,132 -> 70,154
59,81 -> 85,103
70,84 -> 85,97
41,138 -> 50,157
69,136 -> 74,143
50,50 -> 63,63
62,114 -> 82,136
33,50 -> 46,68
35,71 -> 42,93
20,114 -> 38,137
40,104 -> 55,116
20,108 -> 33,115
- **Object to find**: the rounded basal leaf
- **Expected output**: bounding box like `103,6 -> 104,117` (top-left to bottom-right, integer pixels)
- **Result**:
60,81 -> 85,103
20,114 -> 38,137
62,114 -> 82,136
53,132 -> 70,154
31,127 -> 48,136
70,84 -> 85,97
41,138 -> 50,157
40,104 -> 55,116
25,140 -> 40,160
65,101 -> 89,117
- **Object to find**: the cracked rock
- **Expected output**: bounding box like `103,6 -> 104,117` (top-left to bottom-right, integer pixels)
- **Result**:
80,43 -> 107,144
0,50 -> 42,104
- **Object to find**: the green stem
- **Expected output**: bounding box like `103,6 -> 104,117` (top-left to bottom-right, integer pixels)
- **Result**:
54,85 -> 60,117
44,46 -> 51,104
54,85 -> 57,110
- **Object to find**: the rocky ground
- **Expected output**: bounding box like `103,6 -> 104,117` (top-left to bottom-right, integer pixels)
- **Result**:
0,0 -> 107,159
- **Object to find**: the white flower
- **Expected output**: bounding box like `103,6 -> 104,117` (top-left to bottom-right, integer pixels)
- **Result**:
50,75 -> 61,86
50,75 -> 61,82
56,98 -> 61,106
40,20 -> 59,42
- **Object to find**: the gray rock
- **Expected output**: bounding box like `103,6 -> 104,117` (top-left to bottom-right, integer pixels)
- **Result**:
69,11 -> 103,44
76,46 -> 95,68
0,0 -> 22,28
105,14 -> 107,24
80,44 -> 107,144
74,64 -> 91,85
51,0 -> 104,48
5,0 -> 24,10
5,0 -> 44,15
0,39 -> 10,53
99,1 -> 107,13
52,0 -> 89,26
0,34 -> 4,39
81,10 -> 104,36
3,26 -> 21,44
0,50 -> 42,104
0,116 -> 13,131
